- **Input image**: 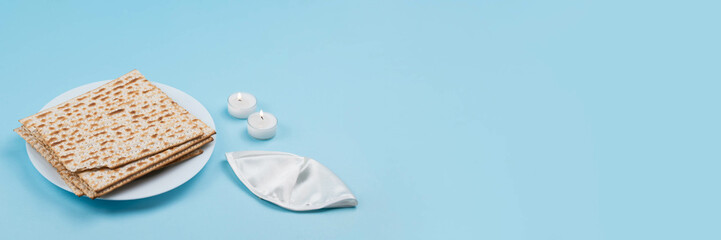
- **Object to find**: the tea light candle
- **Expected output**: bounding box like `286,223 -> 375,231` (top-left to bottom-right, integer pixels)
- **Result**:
247,110 -> 277,140
227,92 -> 257,119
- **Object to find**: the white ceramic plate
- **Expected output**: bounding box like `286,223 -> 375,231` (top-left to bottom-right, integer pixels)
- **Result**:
25,80 -> 215,200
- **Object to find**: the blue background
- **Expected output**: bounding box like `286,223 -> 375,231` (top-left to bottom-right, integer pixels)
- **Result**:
1,1 -> 719,239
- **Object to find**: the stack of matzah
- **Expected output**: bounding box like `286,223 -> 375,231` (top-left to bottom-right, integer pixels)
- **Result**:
14,70 -> 215,199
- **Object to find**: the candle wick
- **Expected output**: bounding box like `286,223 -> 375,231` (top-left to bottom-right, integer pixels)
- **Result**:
260,115 -> 264,120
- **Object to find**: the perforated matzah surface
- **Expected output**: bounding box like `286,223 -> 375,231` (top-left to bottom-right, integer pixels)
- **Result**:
19,70 -> 202,172
15,70 -> 215,198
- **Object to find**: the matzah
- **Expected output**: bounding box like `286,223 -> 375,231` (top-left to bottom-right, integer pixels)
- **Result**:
79,120 -> 215,194
15,70 -> 215,199
14,127 -> 85,196
95,137 -> 213,198
17,126 -> 213,198
19,70 -> 203,172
